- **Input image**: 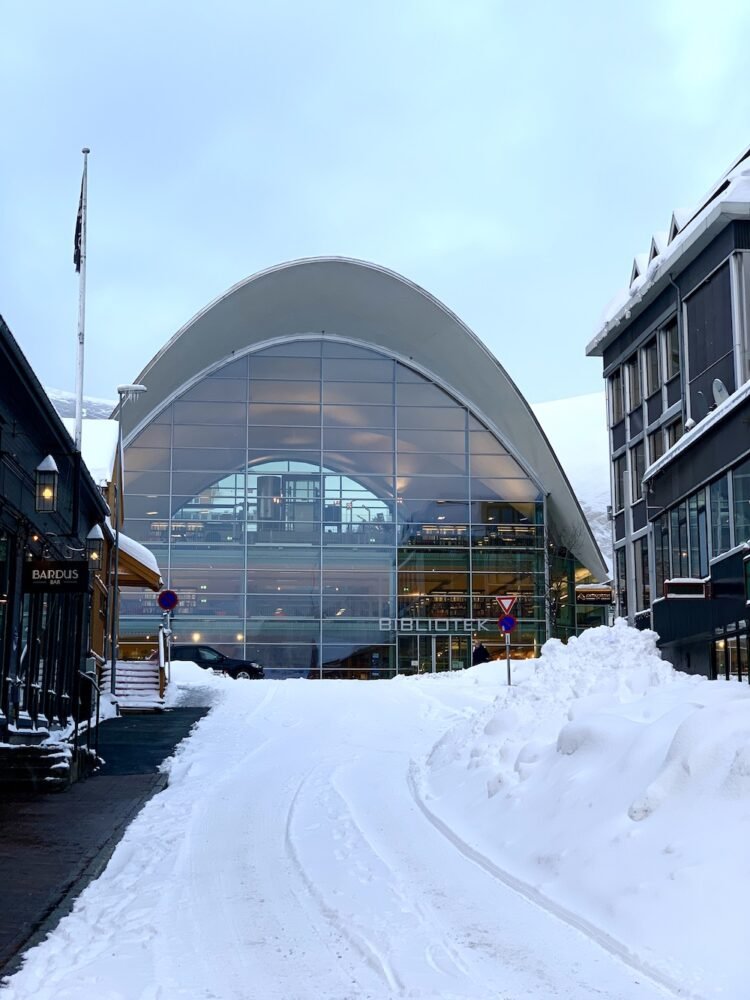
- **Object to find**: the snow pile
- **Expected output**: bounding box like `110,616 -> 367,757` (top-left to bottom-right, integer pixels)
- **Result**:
418,620 -> 750,998
6,623 -> 748,999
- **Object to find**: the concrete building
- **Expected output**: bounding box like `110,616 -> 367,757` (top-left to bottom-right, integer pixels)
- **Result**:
587,147 -> 750,678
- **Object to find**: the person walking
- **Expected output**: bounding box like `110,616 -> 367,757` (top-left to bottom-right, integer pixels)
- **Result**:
472,640 -> 491,666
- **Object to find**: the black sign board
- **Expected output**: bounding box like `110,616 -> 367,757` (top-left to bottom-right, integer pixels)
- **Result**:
575,587 -> 613,605
23,560 -> 89,593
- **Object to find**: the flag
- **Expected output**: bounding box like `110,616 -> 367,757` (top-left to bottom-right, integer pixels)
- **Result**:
73,175 -> 84,272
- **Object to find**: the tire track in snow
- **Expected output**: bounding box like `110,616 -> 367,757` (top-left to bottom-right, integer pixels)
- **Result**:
407,760 -> 693,1000
285,759 -> 497,999
284,763 -> 405,996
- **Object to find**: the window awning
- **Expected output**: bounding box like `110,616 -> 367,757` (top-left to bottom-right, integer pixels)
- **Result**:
118,532 -> 163,592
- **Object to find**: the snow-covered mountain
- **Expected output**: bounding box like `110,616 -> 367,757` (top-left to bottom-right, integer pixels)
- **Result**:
45,387 -> 612,569
531,392 -> 611,570
45,387 -> 115,420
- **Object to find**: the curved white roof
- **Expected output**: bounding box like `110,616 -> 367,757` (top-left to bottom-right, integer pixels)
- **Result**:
119,257 -> 608,580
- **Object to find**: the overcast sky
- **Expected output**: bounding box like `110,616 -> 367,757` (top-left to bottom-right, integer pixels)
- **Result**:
2,1 -> 750,405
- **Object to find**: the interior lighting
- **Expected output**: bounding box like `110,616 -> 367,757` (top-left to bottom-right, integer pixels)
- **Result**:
192,632 -> 201,642
236,633 -> 244,641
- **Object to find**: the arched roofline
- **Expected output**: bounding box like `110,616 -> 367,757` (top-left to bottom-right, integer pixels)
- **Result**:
118,257 -> 608,580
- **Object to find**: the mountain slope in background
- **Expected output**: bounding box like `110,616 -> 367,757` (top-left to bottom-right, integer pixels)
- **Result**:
531,392 -> 611,572
46,387 -> 115,420
46,387 -> 612,572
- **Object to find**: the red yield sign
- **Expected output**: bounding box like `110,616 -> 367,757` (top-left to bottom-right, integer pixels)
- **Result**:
496,595 -> 517,615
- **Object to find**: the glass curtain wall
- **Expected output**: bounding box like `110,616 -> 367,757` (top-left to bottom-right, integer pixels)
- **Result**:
121,340 -> 545,677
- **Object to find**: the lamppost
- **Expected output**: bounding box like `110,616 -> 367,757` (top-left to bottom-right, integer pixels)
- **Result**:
110,383 -> 147,695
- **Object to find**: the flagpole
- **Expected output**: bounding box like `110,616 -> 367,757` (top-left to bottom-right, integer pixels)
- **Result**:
74,146 -> 90,453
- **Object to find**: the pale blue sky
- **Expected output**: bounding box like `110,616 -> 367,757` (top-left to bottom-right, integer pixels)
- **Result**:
2,1 -> 750,403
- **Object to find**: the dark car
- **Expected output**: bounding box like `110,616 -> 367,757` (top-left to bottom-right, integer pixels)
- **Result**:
169,644 -> 264,679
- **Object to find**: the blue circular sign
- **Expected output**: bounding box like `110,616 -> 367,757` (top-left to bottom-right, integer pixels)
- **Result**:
499,614 -> 517,633
157,589 -> 179,611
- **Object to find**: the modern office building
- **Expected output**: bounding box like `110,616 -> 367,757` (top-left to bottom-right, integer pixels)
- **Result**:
587,147 -> 750,679
119,257 -> 607,677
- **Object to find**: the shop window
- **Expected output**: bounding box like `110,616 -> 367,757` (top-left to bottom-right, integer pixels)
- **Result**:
633,535 -> 650,610
616,547 -> 628,618
732,457 -> 750,545
670,502 -> 688,577
687,488 -> 709,578
654,515 -> 670,596
714,638 -> 728,680
728,637 -> 742,680
710,475 -> 731,557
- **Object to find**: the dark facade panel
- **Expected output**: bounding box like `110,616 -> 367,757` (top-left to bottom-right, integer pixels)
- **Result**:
649,398 -> 750,513
632,501 -> 647,532
685,263 -> 735,419
601,223 -> 740,374
646,391 -> 663,424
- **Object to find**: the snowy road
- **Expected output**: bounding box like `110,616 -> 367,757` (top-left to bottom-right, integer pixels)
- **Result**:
3,672 -> 676,1000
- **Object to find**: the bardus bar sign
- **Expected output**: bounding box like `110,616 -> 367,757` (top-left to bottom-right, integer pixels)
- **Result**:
380,618 -> 492,633
23,560 -> 90,593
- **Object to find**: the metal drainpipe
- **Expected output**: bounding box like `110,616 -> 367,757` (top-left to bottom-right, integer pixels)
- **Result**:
667,273 -> 685,418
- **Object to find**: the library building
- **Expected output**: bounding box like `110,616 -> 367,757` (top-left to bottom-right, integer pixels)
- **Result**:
117,258 -> 607,677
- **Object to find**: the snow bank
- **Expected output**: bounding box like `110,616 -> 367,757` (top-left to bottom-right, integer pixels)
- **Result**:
420,620 -> 750,999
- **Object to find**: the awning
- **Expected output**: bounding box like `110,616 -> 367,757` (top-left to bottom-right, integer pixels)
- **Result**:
118,532 -> 163,591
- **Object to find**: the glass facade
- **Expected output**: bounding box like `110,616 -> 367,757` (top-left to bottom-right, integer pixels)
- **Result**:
120,339 -> 563,677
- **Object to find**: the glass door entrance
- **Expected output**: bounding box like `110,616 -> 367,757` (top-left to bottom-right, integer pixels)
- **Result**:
397,634 -> 469,674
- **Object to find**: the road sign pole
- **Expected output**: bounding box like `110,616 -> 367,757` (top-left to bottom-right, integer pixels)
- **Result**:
506,632 -> 511,685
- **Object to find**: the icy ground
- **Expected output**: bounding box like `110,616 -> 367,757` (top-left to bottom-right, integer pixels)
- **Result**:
3,622 -> 749,1000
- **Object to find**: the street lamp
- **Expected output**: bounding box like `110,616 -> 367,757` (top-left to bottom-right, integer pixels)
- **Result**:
35,455 -> 59,513
110,383 -> 147,695
86,523 -> 105,567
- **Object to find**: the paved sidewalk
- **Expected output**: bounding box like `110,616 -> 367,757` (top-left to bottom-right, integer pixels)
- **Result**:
0,706 -> 209,978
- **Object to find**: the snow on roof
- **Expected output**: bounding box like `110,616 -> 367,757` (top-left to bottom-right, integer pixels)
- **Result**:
118,530 -> 162,577
648,230 -> 668,262
62,417 -> 119,487
668,206 -> 692,241
589,154 -> 750,353
629,252 -> 649,286
643,377 -> 750,483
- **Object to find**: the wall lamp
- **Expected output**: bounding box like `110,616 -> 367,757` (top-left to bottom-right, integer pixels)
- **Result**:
87,523 -> 105,566
35,455 -> 59,513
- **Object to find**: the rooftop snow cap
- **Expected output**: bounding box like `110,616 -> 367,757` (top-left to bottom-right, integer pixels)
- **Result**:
588,144 -> 750,357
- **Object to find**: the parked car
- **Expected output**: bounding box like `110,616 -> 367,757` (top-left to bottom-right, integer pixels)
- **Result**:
169,644 -> 264,679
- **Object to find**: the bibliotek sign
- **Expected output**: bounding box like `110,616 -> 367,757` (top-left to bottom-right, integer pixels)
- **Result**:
379,618 -> 492,633
23,560 -> 89,593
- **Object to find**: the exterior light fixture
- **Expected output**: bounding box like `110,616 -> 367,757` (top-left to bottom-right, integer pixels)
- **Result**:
35,455 -> 59,512
86,523 -> 105,566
